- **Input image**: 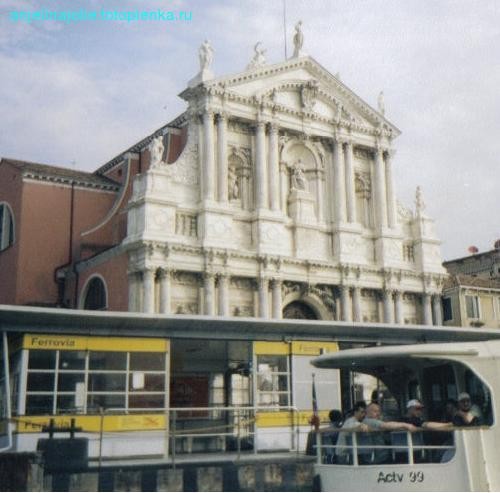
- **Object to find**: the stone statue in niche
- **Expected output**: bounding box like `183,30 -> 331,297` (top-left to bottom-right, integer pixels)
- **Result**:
199,39 -> 214,71
292,21 -> 304,58
228,167 -> 240,200
149,135 -> 164,167
290,159 -> 307,191
300,80 -> 318,111
247,42 -> 267,70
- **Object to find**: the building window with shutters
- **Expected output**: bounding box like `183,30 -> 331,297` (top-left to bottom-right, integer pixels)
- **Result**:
0,202 -> 14,252
465,295 -> 481,319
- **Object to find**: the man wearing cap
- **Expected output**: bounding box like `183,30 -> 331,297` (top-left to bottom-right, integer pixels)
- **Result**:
404,399 -> 452,430
453,392 -> 482,426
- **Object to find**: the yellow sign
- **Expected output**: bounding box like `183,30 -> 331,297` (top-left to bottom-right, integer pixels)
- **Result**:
254,341 -> 289,355
256,410 -> 330,427
22,334 -> 169,353
291,341 -> 339,356
15,414 -> 167,433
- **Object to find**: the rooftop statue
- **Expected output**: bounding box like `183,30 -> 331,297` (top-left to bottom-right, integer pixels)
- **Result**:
149,135 -> 164,167
292,21 -> 304,58
199,39 -> 214,72
378,91 -> 385,115
247,42 -> 267,70
415,186 -> 426,215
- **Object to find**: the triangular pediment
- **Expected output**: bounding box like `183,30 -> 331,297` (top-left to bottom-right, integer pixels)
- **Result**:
182,56 -> 400,136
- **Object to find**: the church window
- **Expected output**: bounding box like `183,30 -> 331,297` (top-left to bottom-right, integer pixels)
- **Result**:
0,202 -> 14,251
82,276 -> 107,310
403,243 -> 415,262
354,173 -> 373,228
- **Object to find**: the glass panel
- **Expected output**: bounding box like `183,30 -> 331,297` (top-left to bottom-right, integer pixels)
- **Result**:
130,353 -> 165,371
87,393 -> 125,411
128,394 -> 165,409
28,350 -> 56,370
59,351 -> 86,370
56,394 -> 80,413
26,394 -> 53,415
57,373 -> 85,392
88,373 -> 126,392
129,352 -> 165,371
89,351 -> 127,371
128,373 -> 165,392
27,372 -> 55,392
257,355 -> 287,372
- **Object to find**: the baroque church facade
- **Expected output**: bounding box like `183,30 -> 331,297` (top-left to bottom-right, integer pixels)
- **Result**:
0,28 -> 446,325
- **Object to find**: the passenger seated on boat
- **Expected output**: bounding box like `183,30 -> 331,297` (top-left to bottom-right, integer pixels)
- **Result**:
453,393 -> 483,426
359,403 -> 417,465
305,409 -> 343,459
336,402 -> 368,464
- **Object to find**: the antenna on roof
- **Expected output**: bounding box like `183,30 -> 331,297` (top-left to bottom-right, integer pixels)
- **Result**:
283,0 -> 288,59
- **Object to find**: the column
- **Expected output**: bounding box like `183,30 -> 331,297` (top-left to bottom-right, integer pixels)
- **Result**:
394,290 -> 403,324
142,268 -> 156,314
344,141 -> 356,223
382,289 -> 394,324
268,123 -> 280,211
128,271 -> 139,312
432,294 -> 443,326
280,162 -> 288,211
255,121 -> 268,210
422,293 -> 433,326
333,139 -> 346,223
258,277 -> 269,318
159,269 -> 171,314
385,150 -> 397,228
374,147 -> 388,229
203,110 -> 215,201
216,113 -> 228,203
204,273 -> 215,315
352,286 -> 362,322
340,285 -> 352,321
316,170 -> 324,222
217,274 -> 230,316
271,279 -> 283,319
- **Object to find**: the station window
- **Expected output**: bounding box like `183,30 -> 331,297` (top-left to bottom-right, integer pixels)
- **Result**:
82,277 -> 107,311
465,295 -> 481,319
25,349 -> 166,415
256,355 -> 290,408
0,203 -> 14,251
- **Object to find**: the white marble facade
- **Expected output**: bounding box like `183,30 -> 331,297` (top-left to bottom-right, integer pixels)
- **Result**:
124,37 -> 446,325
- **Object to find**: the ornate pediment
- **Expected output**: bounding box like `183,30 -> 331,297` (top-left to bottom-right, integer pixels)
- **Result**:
181,56 -> 400,137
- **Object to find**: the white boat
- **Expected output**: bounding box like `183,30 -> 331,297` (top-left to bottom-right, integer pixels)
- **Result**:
311,340 -> 498,491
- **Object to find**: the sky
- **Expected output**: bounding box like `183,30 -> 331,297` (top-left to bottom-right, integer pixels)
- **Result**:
0,0 -> 499,260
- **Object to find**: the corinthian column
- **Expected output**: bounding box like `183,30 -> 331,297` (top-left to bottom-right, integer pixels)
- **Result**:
432,294 -> 443,326
422,293 -> 432,325
352,286 -> 362,322
374,146 -> 388,229
204,273 -> 215,315
268,123 -> 280,211
271,279 -> 283,319
216,113 -> 228,203
128,271 -> 140,312
159,268 -> 171,314
255,121 -> 268,210
258,277 -> 269,318
142,268 -> 156,314
344,141 -> 356,223
385,150 -> 397,228
333,139 -> 347,224
382,290 -> 394,324
203,110 -> 215,201
217,274 -> 230,316
394,290 -> 403,324
340,285 -> 352,321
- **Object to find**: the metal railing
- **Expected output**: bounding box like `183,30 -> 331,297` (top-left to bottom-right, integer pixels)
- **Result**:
315,428 -> 456,466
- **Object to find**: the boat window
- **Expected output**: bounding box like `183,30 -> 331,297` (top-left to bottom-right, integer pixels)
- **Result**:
465,369 -> 493,426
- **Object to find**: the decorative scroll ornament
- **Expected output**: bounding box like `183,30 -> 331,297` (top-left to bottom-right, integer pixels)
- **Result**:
300,80 -> 319,111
